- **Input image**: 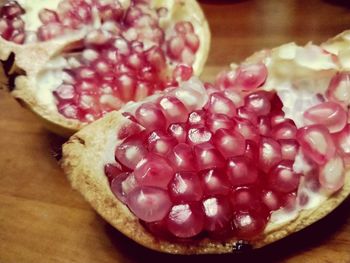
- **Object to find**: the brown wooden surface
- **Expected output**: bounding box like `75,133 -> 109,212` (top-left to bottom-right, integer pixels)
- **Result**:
1,0 -> 350,262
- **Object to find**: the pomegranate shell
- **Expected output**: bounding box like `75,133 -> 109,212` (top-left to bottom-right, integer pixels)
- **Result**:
0,0 -> 211,136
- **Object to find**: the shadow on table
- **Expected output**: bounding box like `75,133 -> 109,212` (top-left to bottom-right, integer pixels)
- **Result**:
104,197 -> 350,263
323,0 -> 350,8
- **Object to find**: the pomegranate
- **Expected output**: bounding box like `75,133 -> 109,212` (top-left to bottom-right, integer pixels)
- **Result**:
62,31 -> 350,254
0,0 -> 210,136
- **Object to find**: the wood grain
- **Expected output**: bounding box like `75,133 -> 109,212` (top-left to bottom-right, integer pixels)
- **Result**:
1,0 -> 350,262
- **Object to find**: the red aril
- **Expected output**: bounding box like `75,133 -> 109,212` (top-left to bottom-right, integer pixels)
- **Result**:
267,160 -> 301,193
188,110 -> 206,126
168,172 -> 203,202
271,122 -> 297,140
203,196 -> 233,232
233,210 -> 268,239
127,186 -> 172,222
167,143 -> 196,171
237,107 -> 258,125
158,96 -> 189,123
135,103 -> 167,131
234,117 -> 260,142
333,124 -> 350,164
257,116 -> 271,136
166,203 -> 204,238
213,129 -> 246,158
134,153 -> 174,189
207,92 -> 236,118
187,126 -> 213,145
227,157 -> 259,187
258,137 -> 282,173
206,114 -> 235,133
147,130 -> 177,156
233,63 -> 268,91
297,125 -> 336,165
326,72 -> 350,107
244,91 -> 271,116
279,139 -> 299,160
200,168 -> 231,196
319,155 -> 345,193
303,101 -> 347,133
230,187 -> 261,211
194,143 -> 226,170
111,173 -> 138,204
104,163 -> 123,183
261,190 -> 281,211
167,123 -> 187,143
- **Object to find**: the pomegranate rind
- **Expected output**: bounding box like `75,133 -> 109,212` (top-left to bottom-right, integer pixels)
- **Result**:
62,111 -> 350,254
0,0 -> 210,137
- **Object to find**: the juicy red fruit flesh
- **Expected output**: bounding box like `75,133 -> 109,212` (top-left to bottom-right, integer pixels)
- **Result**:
105,67 -> 347,243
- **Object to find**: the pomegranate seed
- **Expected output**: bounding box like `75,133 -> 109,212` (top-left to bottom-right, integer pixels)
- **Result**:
104,163 -> 123,182
175,21 -> 194,34
188,110 -> 206,126
194,143 -> 226,170
187,126 -> 212,145
326,72 -> 350,107
207,92 -> 236,118
297,125 -> 336,165
168,143 -> 196,171
279,139 -> 299,160
135,102 -> 167,131
168,172 -> 203,202
258,137 -> 282,173
223,89 -> 244,107
333,124 -> 350,164
234,117 -> 260,142
175,78 -> 208,111
111,172 -> 138,203
244,91 -> 271,116
39,9 -> 59,24
261,190 -> 281,211
134,153 -> 174,189
271,122 -> 297,140
215,70 -> 237,90
267,160 -> 301,193
234,63 -> 268,91
227,157 -> 259,186
270,111 -> 286,127
115,133 -> 147,169
237,107 -> 258,125
233,210 -> 268,239
270,93 -> 284,113
257,116 -> 271,136
213,129 -> 246,158
303,101 -> 347,133
230,187 -> 262,211
206,114 -> 235,133
203,196 -> 233,232
147,130 -> 177,156
127,186 -> 172,222
200,168 -> 231,196
53,84 -> 75,100
167,123 -> 187,143
167,36 -> 185,59
166,203 -> 204,238
158,95 -> 189,123
173,64 -> 193,82
319,155 -> 345,193
244,140 -> 259,161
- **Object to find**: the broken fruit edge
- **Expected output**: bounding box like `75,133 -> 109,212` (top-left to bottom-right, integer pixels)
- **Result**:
0,0 -> 211,137
61,111 -> 350,254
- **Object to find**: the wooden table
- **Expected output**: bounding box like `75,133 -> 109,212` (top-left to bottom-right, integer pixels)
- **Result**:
1,0 -> 350,262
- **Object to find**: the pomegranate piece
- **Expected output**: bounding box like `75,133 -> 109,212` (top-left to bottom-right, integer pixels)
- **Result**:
237,107 -> 258,125
270,111 -> 286,127
167,123 -> 187,143
230,187 -> 261,211
158,96 -> 189,123
166,203 -> 204,238
127,186 -> 172,222
333,124 -> 350,164
203,196 -> 233,232
213,129 -> 246,158
111,173 -> 138,204
206,114 -> 235,133
200,168 -> 231,196
261,190 -> 282,211
244,91 -> 271,116
234,63 -> 268,91
267,160 -> 301,193
207,92 -> 236,118
135,103 -> 167,131
257,116 -> 271,136
258,137 -> 282,173
134,153 -> 174,189
303,101 -> 347,133
227,157 -> 259,187
147,130 -> 177,156
234,117 -> 260,142
104,163 -> 123,183
271,122 -> 297,140
194,143 -> 226,170
168,172 -> 203,202
297,125 -> 336,165
188,110 -> 206,126
279,139 -> 299,160
244,140 -> 259,161
115,133 -> 148,169
168,143 -> 196,171
319,155 -> 345,193
326,72 -> 350,107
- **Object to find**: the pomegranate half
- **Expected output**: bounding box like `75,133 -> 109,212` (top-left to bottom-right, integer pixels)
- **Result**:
62,31 -> 350,254
0,0 -> 210,136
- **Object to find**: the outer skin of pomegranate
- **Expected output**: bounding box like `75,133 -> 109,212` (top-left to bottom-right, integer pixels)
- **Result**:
0,0 -> 211,136
61,31 -> 350,254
